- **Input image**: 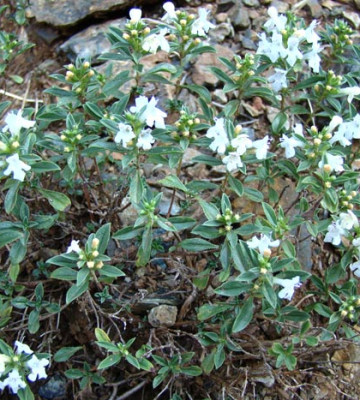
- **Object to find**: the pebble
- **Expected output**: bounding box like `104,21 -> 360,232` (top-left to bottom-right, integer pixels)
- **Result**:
38,375 -> 67,399
230,6 -> 251,30
148,305 -> 178,327
343,11 -> 360,29
243,0 -> 260,7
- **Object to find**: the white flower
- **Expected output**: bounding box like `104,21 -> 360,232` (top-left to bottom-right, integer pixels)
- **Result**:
1,369 -> 26,394
26,355 -> 49,382
280,124 -> 304,158
257,32 -> 286,63
4,110 -> 35,137
273,276 -> 302,301
304,20 -> 320,44
129,8 -> 142,23
3,153 -> 31,181
130,96 -> 167,129
206,118 -> 229,155
143,29 -> 170,54
191,8 -> 215,36
66,240 -> 82,254
15,341 -> 33,355
136,128 -> 155,150
247,234 -> 280,255
318,153 -> 344,173
268,68 -> 288,92
264,6 -> 287,32
328,115 -> 343,133
324,221 -> 345,246
0,355 -> 10,374
339,210 -> 359,230
339,86 -> 360,103
252,135 -> 269,160
162,2 -> 177,22
231,134 -> 253,155
331,114 -> 360,146
285,36 -> 303,66
350,260 -> 360,278
222,151 -> 243,172
114,123 -> 135,148
304,40 -> 322,73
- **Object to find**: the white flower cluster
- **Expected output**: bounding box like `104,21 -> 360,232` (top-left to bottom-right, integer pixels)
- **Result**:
114,96 -> 167,150
0,341 -> 49,394
257,7 -> 322,92
205,118 -> 269,171
0,110 -> 34,182
330,114 -> 360,147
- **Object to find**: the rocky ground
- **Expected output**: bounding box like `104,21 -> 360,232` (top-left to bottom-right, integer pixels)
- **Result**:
2,0 -> 360,399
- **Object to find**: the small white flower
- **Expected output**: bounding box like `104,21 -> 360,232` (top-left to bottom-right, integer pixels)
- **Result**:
162,2 -> 177,22
191,8 -> 215,36
222,151 -> 243,172
15,341 -> 33,355
328,115 -> 343,133
247,234 -> 280,255
324,221 -> 345,246
66,240 -> 82,254
318,153 -> 344,173
114,123 -> 135,148
136,128 -> 155,150
252,135 -> 269,160
350,260 -> 360,278
304,40 -> 322,73
273,276 -> 302,301
26,355 -> 49,382
206,118 -> 229,155
129,8 -> 142,23
339,86 -> 360,103
130,96 -> 167,129
268,68 -> 288,92
4,110 -> 35,137
339,210 -> 359,230
3,153 -> 31,181
304,20 -> 320,44
331,114 -> 360,146
257,32 -> 286,63
264,6 -> 287,32
142,29 -> 170,54
231,134 -> 253,155
285,36 -> 303,66
2,369 -> 26,394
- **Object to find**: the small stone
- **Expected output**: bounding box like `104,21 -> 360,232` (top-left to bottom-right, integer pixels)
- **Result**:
216,12 -> 229,23
307,0 -> 323,18
213,89 -> 228,104
148,305 -> 178,327
243,0 -> 260,6
217,0 -> 237,13
230,6 -> 251,30
182,148 -> 203,166
343,11 -> 360,29
38,375 -> 67,399
158,196 -> 181,216
209,22 -> 234,42
270,0 -> 289,13
118,196 -> 138,226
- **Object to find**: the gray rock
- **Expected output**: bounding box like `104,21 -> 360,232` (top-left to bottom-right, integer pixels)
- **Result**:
28,0 -> 136,28
343,11 -> 360,29
38,375 -> 67,399
209,22 -> 234,42
307,0 -> 323,18
158,196 -> 181,216
60,19 -> 126,63
148,305 -> 178,327
213,89 -> 228,104
231,6 -> 251,30
243,0 -> 260,7
270,0 -> 289,13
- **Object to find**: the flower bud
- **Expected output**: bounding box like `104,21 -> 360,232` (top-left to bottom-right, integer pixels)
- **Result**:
95,261 -> 103,269
225,225 -> 232,231
182,35 -> 189,41
260,267 -> 267,274
234,124 -> 242,135
143,27 -> 151,35
76,134 -> 82,140
263,248 -> 272,258
64,146 -> 70,152
0,141 -> 7,151
131,30 -> 138,36
92,250 -> 99,258
323,164 -> 332,173
348,203 -> 354,210
194,118 -> 200,124
12,141 -> 20,149
88,70 -> 95,77
182,130 -> 190,137
66,71 -> 74,79
310,126 -> 318,134
60,134 -> 66,141
351,191 -> 357,197
91,238 -> 100,249
341,310 -> 348,317
194,38 -> 201,45
325,181 -> 332,188
123,33 -> 130,40
313,138 -> 321,146
180,19 -> 187,26
83,61 -> 90,69
67,63 -> 75,71
87,261 -> 95,269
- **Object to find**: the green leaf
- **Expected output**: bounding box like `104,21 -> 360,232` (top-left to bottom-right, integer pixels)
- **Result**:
65,369 -> 84,379
181,366 -> 203,376
95,223 -> 111,254
113,225 -> 144,240
197,304 -> 233,321
5,181 -> 20,214
232,297 -> 253,333
244,187 -> 264,202
180,238 -> 218,252
31,161 -> 60,173
262,279 -> 278,309
66,281 -> 89,304
97,353 -> 122,370
159,175 -> 188,193
262,202 -> 277,227
0,230 -> 23,248
136,225 -> 152,267
198,199 -> 219,220
54,346 -> 82,362
76,268 -> 90,287
129,170 -> 143,204
228,175 -> 244,196
215,281 -> 252,297
100,264 -> 125,278
38,189 -> 71,211
95,328 -> 111,343
271,112 -> 287,134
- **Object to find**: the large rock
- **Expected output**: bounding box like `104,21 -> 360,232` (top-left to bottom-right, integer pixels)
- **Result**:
28,0 -> 140,27
60,19 -> 126,62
